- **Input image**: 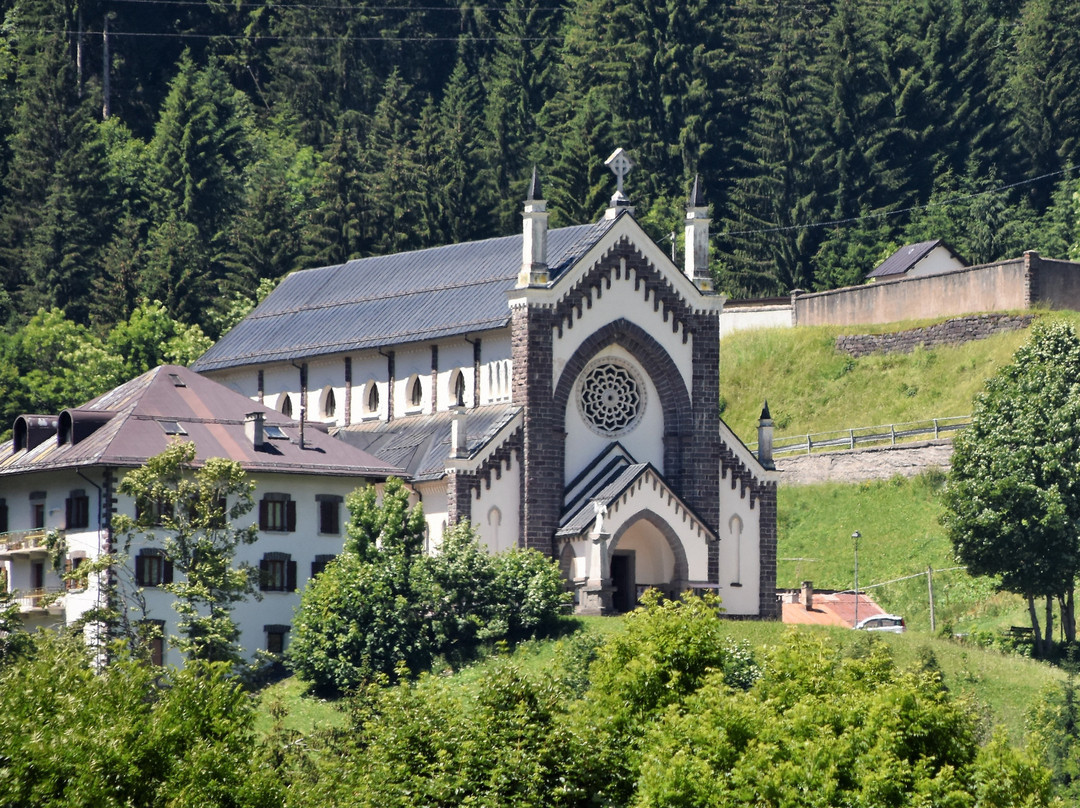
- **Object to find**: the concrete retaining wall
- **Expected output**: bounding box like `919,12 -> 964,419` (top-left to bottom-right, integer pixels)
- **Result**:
795,258 -> 1029,327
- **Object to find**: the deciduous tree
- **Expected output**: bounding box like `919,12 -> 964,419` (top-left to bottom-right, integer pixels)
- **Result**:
943,320 -> 1080,655
113,441 -> 259,668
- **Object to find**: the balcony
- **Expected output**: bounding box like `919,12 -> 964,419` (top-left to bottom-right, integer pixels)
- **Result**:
0,529 -> 55,558
13,587 -> 64,614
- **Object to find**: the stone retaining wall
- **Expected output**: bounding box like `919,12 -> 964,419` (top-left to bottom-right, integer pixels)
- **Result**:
835,313 -> 1034,358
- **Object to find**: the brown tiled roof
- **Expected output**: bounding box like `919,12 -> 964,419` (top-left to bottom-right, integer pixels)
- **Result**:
0,365 -> 401,478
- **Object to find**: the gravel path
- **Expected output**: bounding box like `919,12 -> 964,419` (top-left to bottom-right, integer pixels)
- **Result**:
775,440 -> 954,485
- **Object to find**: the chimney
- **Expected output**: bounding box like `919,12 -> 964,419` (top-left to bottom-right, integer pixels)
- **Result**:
450,408 -> 467,459
684,174 -> 713,292
801,580 -> 813,611
757,400 -> 775,471
518,166 -> 549,287
604,148 -> 635,219
245,411 -> 265,448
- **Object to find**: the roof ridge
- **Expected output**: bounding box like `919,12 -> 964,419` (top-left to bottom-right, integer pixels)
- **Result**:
247,274 -> 515,321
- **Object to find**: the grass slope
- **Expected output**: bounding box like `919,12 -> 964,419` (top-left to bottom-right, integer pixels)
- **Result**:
778,473 -> 1022,634
719,311 -> 1080,443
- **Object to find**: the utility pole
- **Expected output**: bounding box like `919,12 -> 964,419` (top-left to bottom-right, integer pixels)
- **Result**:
852,531 -> 861,627
927,565 -> 936,633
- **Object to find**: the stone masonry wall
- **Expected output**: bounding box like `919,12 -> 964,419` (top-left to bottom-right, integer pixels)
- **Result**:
835,313 -> 1034,358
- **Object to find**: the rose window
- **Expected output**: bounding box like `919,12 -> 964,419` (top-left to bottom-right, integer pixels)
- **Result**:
578,360 -> 645,436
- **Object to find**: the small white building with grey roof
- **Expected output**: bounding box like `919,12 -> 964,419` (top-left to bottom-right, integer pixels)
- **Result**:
194,155 -> 780,618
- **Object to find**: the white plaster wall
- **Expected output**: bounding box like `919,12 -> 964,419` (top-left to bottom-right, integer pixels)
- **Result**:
616,520 -> 675,584
562,346 -> 665,484
306,356 -> 349,424
472,449 -> 521,554
551,267 -> 695,397
906,247 -> 967,278
102,472 -> 375,665
0,470 -> 98,609
414,480 -> 448,553
714,478 -> 762,615
393,344 -> 431,417
719,305 -> 793,339
203,330 -> 515,426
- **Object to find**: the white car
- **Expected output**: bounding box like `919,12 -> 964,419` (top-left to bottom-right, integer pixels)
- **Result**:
855,614 -> 906,633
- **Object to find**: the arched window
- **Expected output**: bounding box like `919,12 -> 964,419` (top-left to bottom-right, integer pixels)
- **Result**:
409,376 -> 423,408
323,388 -> 336,419
280,394 -> 293,418
366,382 -> 379,415
452,370 -> 466,407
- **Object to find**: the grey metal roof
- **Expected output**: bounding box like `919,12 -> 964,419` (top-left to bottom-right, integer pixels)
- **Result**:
334,405 -> 521,481
0,365 -> 401,478
193,219 -> 618,372
866,239 -> 967,279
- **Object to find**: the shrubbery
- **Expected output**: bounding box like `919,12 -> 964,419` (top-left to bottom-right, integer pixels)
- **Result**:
283,595 -> 1059,808
289,478 -> 569,694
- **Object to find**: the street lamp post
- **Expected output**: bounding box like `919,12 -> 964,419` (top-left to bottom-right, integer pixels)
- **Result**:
852,531 -> 861,627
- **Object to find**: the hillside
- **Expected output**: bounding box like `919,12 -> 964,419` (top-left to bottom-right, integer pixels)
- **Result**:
724,313 -> 1080,640
719,311 -> 1080,444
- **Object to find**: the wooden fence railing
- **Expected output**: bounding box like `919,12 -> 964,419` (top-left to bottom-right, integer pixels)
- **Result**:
749,415 -> 970,457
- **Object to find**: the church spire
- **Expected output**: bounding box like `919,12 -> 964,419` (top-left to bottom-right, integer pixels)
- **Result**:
518,166 -> 549,287
684,173 -> 713,292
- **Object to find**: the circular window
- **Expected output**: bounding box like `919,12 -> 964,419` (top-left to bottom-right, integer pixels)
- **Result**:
577,359 -> 645,436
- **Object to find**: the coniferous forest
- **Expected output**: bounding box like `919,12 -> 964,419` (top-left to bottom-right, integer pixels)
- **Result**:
2,0 -> 1080,412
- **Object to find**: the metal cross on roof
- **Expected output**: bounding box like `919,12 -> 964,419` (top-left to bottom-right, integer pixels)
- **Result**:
605,148 -> 633,195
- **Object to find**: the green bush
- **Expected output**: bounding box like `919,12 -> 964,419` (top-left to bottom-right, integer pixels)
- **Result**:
289,480 -> 570,694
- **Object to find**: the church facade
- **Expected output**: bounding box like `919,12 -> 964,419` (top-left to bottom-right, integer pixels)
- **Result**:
193,156 -> 780,618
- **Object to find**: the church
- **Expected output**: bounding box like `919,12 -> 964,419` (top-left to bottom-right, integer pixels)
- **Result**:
193,151 -> 780,618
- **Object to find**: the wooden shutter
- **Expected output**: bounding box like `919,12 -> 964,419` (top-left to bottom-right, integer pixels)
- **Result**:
258,499 -> 268,530
65,497 -> 72,528
286,501 -> 297,532
286,560 -> 297,592
0,500 -> 8,533
64,558 -> 72,591
259,558 -> 270,590
163,559 -> 174,585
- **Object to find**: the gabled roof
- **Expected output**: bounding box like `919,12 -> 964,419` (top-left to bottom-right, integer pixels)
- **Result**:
557,443 -> 716,540
865,239 -> 967,279
192,219 -> 618,373
335,405 -> 520,482
0,365 -> 400,478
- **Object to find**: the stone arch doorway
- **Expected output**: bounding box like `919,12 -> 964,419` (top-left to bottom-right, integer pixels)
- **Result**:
608,509 -> 689,611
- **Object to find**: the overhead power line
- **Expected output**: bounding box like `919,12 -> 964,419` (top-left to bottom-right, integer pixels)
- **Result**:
719,168 -> 1072,238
